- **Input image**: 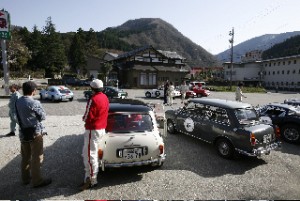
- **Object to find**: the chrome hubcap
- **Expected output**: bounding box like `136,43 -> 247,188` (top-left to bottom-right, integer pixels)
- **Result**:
284,128 -> 300,141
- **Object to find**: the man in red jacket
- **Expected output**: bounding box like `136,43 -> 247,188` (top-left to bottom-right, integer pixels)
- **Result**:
80,79 -> 109,190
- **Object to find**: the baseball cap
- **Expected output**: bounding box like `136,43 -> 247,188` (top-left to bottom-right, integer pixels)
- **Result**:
90,79 -> 103,89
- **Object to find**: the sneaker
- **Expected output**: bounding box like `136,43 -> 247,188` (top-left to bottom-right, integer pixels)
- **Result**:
33,178 -> 52,188
79,178 -> 97,191
5,132 -> 15,137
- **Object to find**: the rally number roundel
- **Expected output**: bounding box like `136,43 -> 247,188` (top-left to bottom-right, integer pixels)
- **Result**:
184,117 -> 194,132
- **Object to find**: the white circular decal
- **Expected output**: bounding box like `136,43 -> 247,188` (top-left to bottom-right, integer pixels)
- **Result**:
184,117 -> 194,132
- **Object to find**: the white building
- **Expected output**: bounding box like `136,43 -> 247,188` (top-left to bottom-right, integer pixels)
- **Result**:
223,54 -> 300,90
262,55 -> 300,90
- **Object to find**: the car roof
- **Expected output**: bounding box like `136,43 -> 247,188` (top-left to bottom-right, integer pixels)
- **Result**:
109,99 -> 151,113
266,102 -> 297,110
109,103 -> 152,113
189,98 -> 252,109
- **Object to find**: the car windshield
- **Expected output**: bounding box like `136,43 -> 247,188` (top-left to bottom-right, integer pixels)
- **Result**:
106,113 -> 154,133
58,89 -> 71,93
234,108 -> 259,124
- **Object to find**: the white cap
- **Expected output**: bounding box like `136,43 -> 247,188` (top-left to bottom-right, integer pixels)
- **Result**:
90,79 -> 103,89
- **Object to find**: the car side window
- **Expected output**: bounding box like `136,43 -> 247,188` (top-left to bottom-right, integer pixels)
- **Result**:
205,106 -> 231,125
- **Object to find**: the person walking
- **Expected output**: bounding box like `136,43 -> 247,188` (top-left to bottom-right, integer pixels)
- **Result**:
163,80 -> 169,105
80,79 -> 109,191
167,81 -> 175,106
179,81 -> 189,104
235,82 -> 247,102
6,83 -> 21,137
15,81 -> 51,188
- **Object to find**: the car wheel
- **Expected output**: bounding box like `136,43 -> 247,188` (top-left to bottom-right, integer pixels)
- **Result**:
51,96 -> 55,102
69,97 -> 73,101
167,119 -> 176,134
40,94 -> 43,100
155,91 -> 160,97
197,94 -> 202,98
281,124 -> 300,144
145,92 -> 151,98
215,138 -> 234,159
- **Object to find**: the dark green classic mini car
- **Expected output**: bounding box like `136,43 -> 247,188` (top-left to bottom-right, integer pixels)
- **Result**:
84,86 -> 128,100
165,98 -> 281,159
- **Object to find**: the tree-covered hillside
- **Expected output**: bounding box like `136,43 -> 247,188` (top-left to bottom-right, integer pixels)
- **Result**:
262,35 -> 300,59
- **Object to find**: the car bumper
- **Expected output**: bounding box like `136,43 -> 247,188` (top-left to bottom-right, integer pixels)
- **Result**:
99,154 -> 166,171
236,141 -> 282,157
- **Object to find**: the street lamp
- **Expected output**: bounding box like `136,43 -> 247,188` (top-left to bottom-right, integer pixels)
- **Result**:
229,27 -> 234,90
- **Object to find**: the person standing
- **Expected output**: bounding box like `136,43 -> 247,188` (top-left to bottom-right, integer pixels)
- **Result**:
163,80 -> 169,105
80,79 -> 109,191
167,81 -> 175,106
6,83 -> 21,136
15,81 -> 51,188
235,82 -> 247,102
179,81 -> 189,104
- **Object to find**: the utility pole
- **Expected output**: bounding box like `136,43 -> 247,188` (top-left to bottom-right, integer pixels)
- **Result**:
229,27 -> 234,90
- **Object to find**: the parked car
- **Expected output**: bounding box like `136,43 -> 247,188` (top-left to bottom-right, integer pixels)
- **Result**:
84,86 -> 128,100
98,99 -> 166,171
257,103 -> 300,144
144,86 -> 181,98
184,90 -> 197,98
39,85 -> 74,102
192,86 -> 211,97
284,98 -> 300,106
165,98 -> 281,159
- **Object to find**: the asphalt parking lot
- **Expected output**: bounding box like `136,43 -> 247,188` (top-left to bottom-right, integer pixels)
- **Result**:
0,89 -> 300,200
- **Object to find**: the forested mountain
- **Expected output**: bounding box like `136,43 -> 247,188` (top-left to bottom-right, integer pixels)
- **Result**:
262,35 -> 300,59
216,31 -> 300,62
97,18 -> 220,67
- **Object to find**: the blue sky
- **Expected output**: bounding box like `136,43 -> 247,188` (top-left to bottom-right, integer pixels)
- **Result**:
2,0 -> 299,54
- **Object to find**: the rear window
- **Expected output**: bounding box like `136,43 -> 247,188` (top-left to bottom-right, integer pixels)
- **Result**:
106,113 -> 154,133
235,108 -> 259,124
59,89 -> 71,94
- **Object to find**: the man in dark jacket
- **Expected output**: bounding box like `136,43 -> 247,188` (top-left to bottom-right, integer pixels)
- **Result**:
80,79 -> 109,190
15,81 -> 51,188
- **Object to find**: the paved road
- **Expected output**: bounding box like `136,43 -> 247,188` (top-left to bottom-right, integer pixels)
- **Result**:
0,89 -> 300,200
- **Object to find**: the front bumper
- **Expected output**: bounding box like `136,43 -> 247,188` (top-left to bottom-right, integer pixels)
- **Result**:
99,154 -> 166,171
236,141 -> 282,157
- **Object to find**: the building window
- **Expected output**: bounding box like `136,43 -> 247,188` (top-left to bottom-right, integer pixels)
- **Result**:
273,71 -> 275,75
269,63 -> 271,67
277,70 -> 280,74
265,64 -> 268,67
287,70 -> 290,74
293,69 -> 296,74
268,71 -> 270,75
288,61 -> 291,65
140,73 -> 147,85
291,82 -> 294,86
282,70 -> 284,74
281,82 -> 284,86
278,62 -> 281,65
148,73 -> 157,85
294,60 -> 297,64
283,61 -> 285,65
286,82 -> 289,86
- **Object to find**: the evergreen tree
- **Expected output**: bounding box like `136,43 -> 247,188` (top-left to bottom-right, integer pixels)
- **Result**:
68,29 -> 86,75
41,17 -> 67,77
85,28 -> 99,56
27,25 -> 44,71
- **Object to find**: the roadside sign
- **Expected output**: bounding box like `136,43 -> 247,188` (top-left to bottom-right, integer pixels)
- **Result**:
0,10 -> 11,40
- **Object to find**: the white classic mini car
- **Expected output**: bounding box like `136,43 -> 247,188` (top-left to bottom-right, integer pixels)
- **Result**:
145,86 -> 181,98
98,99 -> 166,171
39,85 -> 74,102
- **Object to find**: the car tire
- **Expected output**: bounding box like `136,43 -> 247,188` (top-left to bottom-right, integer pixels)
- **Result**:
145,92 -> 151,98
155,91 -> 160,97
281,124 -> 300,144
69,97 -> 73,101
40,94 -> 43,100
167,119 -> 176,134
51,96 -> 55,102
215,138 -> 234,159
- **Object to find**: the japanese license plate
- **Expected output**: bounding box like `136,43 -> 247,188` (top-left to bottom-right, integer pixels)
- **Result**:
123,148 -> 143,160
263,134 -> 272,143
